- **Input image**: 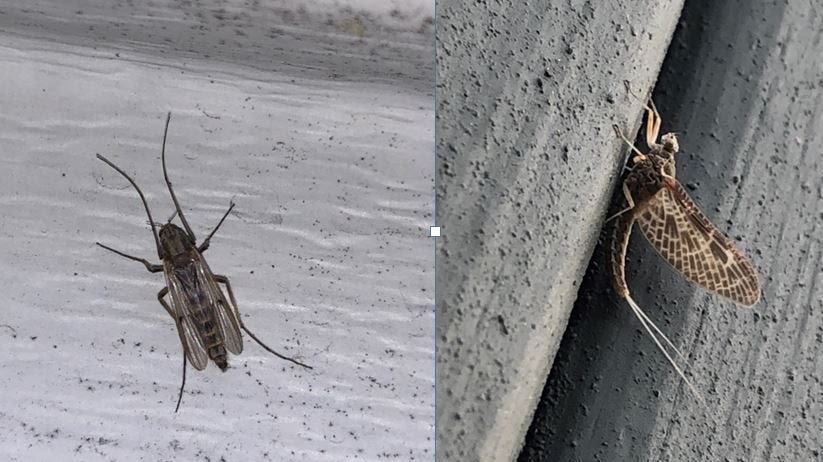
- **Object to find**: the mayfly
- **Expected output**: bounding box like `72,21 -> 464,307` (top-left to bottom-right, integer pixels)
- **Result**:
96,113 -> 312,412
608,83 -> 761,400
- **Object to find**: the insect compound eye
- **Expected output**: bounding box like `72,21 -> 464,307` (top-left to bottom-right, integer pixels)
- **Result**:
661,133 -> 679,153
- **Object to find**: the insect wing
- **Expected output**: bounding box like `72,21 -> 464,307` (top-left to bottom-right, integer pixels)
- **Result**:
635,182 -> 761,306
165,262 -> 210,370
195,256 -> 243,355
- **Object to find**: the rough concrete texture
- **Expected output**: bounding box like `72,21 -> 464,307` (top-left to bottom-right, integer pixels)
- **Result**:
436,1 -> 684,460
521,0 -> 823,460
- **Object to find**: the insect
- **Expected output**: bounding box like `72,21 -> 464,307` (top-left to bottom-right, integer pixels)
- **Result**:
607,83 -> 761,400
96,113 -> 312,412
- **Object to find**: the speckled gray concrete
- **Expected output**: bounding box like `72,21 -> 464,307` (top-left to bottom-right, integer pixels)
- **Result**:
436,1 -> 684,461
520,0 -> 823,460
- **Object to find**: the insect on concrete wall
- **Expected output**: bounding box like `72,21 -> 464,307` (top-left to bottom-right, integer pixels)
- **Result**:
608,82 -> 761,401
96,113 -> 312,411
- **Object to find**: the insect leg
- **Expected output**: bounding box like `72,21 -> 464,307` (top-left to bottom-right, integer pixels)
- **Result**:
158,288 -> 193,359
212,274 -> 313,370
97,242 -> 163,272
605,182 -> 636,223
622,81 -> 661,146
175,354 -> 187,413
647,99 -> 662,145
643,100 -> 659,147
612,125 -> 646,160
198,201 -> 235,253
157,287 -> 175,316
158,287 -> 189,412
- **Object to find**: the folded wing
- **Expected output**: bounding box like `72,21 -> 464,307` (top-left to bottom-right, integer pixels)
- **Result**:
165,263 -> 210,370
196,258 -> 243,355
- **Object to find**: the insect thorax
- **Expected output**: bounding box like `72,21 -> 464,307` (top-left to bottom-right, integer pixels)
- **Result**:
159,223 -> 196,261
624,149 -> 676,206
648,144 -> 677,177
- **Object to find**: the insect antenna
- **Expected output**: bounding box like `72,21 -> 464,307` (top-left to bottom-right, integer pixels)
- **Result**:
145,217 -> 170,228
166,209 -> 179,225
96,154 -> 163,259
160,112 -> 197,241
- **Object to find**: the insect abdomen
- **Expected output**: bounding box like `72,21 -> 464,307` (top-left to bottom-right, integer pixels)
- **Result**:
608,210 -> 634,298
189,298 -> 229,371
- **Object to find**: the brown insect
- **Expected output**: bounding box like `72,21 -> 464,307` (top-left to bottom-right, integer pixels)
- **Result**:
96,113 -> 312,412
608,83 -> 761,399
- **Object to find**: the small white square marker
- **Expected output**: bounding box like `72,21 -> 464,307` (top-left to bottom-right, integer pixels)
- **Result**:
430,226 -> 441,237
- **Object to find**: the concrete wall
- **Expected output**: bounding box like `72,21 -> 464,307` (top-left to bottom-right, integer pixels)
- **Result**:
436,1 -> 684,460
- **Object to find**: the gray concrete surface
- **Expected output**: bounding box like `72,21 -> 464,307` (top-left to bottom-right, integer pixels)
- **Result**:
520,0 -> 823,460
435,1 -> 684,461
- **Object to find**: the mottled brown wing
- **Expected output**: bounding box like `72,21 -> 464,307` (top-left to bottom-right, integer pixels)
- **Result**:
635,182 -> 761,306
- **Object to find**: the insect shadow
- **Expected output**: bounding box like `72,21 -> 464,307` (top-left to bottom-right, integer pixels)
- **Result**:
96,112 -> 312,412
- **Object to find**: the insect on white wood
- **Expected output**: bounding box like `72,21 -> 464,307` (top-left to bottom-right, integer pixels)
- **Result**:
97,113 -> 312,411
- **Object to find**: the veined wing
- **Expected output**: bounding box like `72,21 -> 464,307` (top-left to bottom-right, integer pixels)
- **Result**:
194,255 -> 243,355
635,181 -> 761,306
164,261 -> 209,370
